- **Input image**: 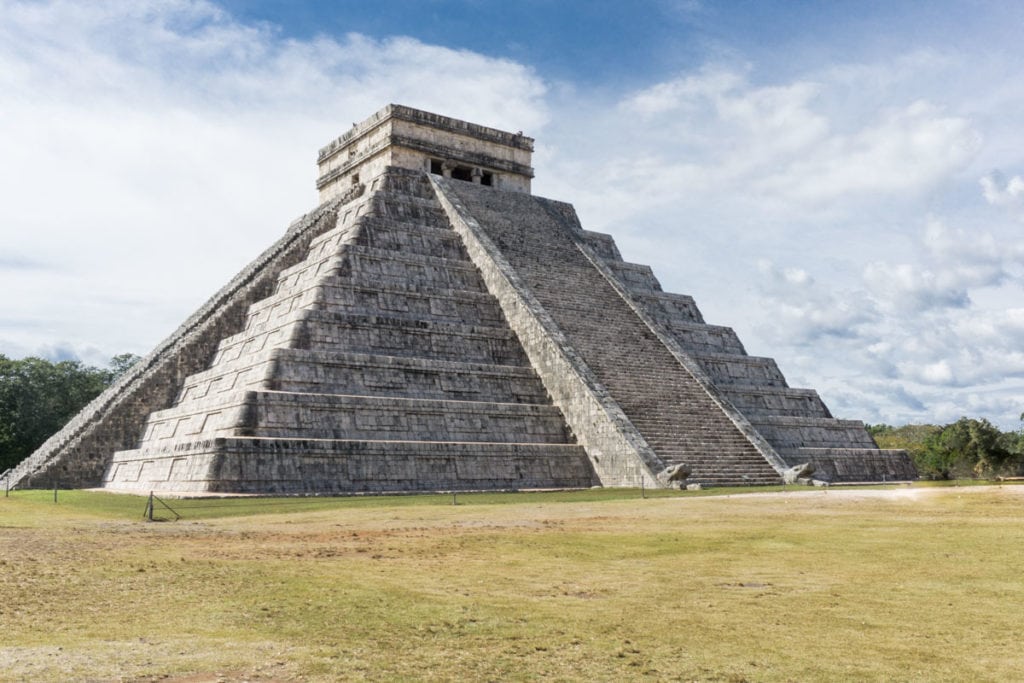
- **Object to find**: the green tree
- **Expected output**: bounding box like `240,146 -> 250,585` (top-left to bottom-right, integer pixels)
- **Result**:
109,353 -> 142,380
0,355 -> 115,472
919,417 -> 1011,479
869,423 -> 942,469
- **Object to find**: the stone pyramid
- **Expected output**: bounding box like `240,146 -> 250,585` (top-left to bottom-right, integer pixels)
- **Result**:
8,105 -> 915,493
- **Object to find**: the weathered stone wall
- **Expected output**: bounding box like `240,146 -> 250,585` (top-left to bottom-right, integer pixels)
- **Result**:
107,438 -> 594,494
318,105 -> 534,202
791,448 -> 919,483
8,193 -> 354,489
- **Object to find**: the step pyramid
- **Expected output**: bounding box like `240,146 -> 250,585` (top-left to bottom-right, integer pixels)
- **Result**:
8,104 -> 916,493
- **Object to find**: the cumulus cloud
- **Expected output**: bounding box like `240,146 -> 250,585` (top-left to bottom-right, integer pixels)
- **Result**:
863,218 -> 1021,315
0,0 -> 548,361
980,170 -> 1024,216
755,260 -> 877,344
606,67 -> 981,216
755,100 -> 981,204
862,261 -> 971,312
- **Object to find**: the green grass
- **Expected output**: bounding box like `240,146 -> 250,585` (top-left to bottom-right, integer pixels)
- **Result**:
3,484 -> 1023,681
1,485 -> 793,523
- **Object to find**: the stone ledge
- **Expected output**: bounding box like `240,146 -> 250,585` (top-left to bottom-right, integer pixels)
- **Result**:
105,437 -> 595,494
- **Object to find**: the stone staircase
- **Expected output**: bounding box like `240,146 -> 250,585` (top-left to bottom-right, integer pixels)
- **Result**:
439,180 -> 783,486
580,231 -> 917,483
103,170 -> 596,494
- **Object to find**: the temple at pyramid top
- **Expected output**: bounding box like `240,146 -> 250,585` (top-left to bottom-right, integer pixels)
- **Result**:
316,104 -> 535,202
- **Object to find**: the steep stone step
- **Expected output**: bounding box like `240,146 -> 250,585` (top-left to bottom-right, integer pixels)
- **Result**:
689,352 -> 788,387
244,283 -> 322,330
719,385 -> 832,419
749,416 -> 877,450
135,391 -> 574,447
269,349 -> 553,404
333,245 -> 490,291
603,260 -> 663,292
275,224 -> 465,295
366,171 -> 440,199
250,392 -> 572,443
316,282 -> 507,326
212,278 -> 516,370
353,216 -> 468,260
364,192 -> 450,225
629,291 -> 705,325
292,311 -> 531,365
581,230 -> 622,261
179,344 -> 551,407
211,315 -> 300,367
177,349 -> 278,403
659,320 -> 746,355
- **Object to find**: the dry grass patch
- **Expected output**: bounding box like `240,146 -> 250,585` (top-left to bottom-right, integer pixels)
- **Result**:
2,485 -> 1023,681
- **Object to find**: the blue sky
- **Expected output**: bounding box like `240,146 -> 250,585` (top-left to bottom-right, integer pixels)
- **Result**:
2,0 -> 1023,428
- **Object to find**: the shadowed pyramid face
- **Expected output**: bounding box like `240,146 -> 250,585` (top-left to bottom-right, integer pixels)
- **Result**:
11,106 -> 916,494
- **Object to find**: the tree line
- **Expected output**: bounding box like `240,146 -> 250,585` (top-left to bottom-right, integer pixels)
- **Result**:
869,417 -> 1024,480
0,353 -> 140,473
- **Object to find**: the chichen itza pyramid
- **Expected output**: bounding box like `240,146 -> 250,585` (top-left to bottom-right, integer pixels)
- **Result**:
8,105 -> 916,493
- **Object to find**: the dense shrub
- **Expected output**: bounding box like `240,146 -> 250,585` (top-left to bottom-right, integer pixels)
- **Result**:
0,354 -> 139,472
870,417 -> 1024,479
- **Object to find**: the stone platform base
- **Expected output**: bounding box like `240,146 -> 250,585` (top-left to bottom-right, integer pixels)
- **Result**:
785,447 -> 917,483
104,438 -> 599,494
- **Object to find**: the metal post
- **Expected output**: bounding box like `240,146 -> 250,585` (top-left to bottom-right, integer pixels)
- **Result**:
53,480 -> 58,504
452,491 -> 457,506
641,476 -> 646,499
147,491 -> 155,522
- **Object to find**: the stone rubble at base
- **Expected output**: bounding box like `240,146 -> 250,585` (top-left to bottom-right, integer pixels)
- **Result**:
9,104 -> 916,493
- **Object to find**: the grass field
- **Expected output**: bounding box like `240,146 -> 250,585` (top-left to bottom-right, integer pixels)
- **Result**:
2,483 -> 1023,681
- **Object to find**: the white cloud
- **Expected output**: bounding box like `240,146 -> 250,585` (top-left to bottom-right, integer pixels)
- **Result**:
862,261 -> 971,312
751,100 -> 980,204
755,260 -> 878,344
0,0 -> 548,363
608,69 -> 981,215
980,170 -> 1024,217
919,360 -> 955,385
862,217 -> 1022,315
